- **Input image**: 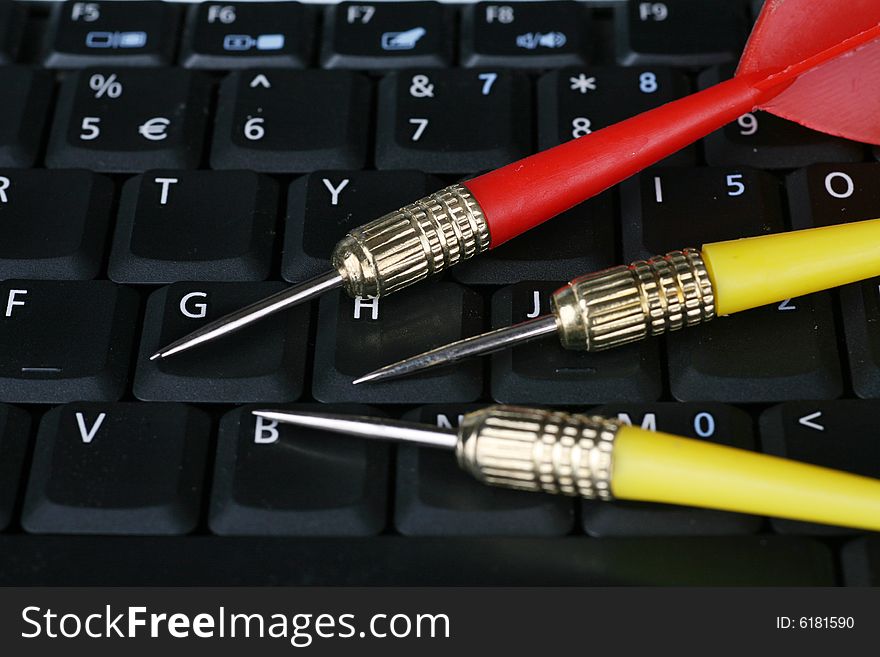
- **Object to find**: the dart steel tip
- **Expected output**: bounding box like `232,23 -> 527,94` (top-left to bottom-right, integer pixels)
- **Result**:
353,314 -> 559,384
251,409 -> 458,449
151,271 -> 344,360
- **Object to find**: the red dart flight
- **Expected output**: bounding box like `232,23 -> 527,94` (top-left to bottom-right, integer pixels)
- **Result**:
153,0 -> 880,361
469,0 -> 880,246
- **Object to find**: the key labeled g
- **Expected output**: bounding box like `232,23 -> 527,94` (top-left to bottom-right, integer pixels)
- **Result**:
180,292 -> 208,318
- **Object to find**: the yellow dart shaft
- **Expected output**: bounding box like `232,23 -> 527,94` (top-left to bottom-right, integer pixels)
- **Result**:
611,426 -> 880,531
702,217 -> 880,316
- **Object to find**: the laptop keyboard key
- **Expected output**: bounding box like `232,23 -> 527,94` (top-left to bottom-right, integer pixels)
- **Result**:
44,0 -> 179,68
211,69 -> 370,172
312,282 -> 484,403
0,404 -> 30,531
615,0 -> 747,66
582,403 -> 760,536
537,66 -> 693,164
786,163 -> 880,230
841,278 -> 880,399
395,405 -> 574,536
842,538 -> 880,586
760,401 -> 880,535
322,1 -> 451,69
46,68 -> 211,172
700,66 -> 865,169
620,167 -> 785,261
451,192 -> 616,285
376,69 -> 532,173
461,1 -> 592,68
0,68 -> 53,167
109,171 -> 278,283
668,293 -> 843,403
181,1 -> 313,69
21,402 -> 210,535
0,4 -> 24,64
283,170 -> 438,284
490,282 -> 662,404
134,283 -> 310,403
0,280 -> 139,403
0,170 -> 114,280
210,404 -> 389,536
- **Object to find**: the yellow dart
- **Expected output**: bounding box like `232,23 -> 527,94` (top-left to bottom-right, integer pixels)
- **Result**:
253,405 -> 880,532
355,217 -> 880,384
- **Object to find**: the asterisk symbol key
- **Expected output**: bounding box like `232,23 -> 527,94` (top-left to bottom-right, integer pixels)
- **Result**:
569,74 -> 597,94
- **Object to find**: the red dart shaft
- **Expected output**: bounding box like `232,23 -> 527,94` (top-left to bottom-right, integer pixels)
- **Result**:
465,71 -> 788,247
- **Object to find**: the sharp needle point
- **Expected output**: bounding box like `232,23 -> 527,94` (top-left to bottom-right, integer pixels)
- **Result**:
252,409 -> 458,449
151,271 -> 344,360
352,314 -> 559,384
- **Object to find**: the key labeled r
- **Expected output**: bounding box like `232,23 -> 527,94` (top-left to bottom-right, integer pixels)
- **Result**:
0,176 -> 9,203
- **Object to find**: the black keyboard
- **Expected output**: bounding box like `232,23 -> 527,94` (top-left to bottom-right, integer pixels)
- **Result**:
0,0 -> 875,586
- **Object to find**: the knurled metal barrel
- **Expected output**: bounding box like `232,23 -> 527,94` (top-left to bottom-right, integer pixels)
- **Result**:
455,405 -> 620,500
331,183 -> 491,298
551,249 -> 715,351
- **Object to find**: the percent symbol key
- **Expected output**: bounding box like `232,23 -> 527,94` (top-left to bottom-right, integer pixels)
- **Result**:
46,68 -> 212,172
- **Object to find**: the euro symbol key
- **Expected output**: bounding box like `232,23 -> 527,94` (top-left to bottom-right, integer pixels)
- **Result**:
138,117 -> 171,141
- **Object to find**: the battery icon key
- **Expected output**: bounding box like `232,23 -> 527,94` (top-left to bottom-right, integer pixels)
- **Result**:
222,34 -> 286,52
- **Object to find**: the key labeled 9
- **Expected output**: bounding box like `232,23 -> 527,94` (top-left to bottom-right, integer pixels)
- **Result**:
737,112 -> 758,136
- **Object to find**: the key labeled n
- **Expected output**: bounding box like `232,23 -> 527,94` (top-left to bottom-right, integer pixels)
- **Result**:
75,412 -> 106,444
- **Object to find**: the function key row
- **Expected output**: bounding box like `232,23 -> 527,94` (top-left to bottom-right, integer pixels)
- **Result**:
0,66 -> 866,171
1,399 -> 878,541
32,1 -> 749,70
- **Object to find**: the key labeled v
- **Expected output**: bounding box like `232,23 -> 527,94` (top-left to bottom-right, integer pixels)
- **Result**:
75,412 -> 107,444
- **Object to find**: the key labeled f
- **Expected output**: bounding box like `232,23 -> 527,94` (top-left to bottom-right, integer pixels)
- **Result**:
5,289 -> 27,317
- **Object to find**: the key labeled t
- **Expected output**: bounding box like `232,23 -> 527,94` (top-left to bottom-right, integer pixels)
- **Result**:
155,177 -> 178,206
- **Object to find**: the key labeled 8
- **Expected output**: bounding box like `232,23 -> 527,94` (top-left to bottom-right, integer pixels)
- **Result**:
571,117 -> 591,138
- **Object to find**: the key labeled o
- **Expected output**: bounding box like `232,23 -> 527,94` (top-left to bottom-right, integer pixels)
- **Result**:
824,171 -> 854,199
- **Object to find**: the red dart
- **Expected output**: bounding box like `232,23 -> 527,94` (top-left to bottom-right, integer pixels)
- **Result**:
153,0 -> 880,361
470,0 -> 880,245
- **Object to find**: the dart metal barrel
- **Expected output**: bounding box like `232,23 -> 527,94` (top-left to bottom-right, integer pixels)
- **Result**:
552,249 -> 716,351
331,183 -> 490,298
456,406 -> 619,500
